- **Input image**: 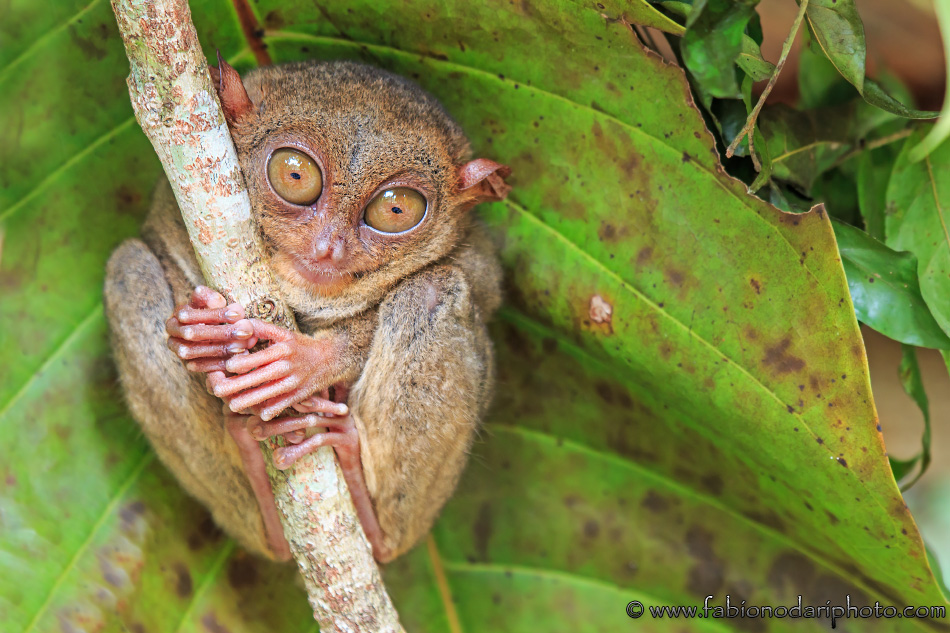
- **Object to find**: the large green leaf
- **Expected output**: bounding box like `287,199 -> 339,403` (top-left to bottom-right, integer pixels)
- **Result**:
1,1 -> 947,632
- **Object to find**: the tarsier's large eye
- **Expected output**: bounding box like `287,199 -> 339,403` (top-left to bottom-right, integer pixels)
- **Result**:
364,188 -> 427,233
267,148 -> 322,205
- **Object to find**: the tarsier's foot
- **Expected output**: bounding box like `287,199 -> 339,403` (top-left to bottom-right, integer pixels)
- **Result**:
250,407 -> 356,470
247,391 -> 391,561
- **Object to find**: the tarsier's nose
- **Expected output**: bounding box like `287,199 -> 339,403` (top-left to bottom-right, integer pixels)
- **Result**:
312,234 -> 347,264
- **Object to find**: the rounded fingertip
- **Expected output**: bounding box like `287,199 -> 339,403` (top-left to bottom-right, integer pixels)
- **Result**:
286,430 -> 305,444
250,425 -> 266,441
232,321 -> 253,339
300,398 -> 315,407
224,306 -> 242,322
334,403 -> 349,415
227,342 -> 246,354
186,361 -> 197,371
273,451 -> 291,470
181,326 -> 194,340
177,344 -> 189,358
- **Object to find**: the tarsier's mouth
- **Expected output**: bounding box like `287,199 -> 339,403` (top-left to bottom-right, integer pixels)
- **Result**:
290,259 -> 372,297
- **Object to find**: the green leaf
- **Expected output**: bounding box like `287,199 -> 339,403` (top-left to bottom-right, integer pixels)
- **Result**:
833,220 -> 950,348
886,127 -> 950,340
803,0 -> 867,94
736,33 -> 775,82
614,0 -> 688,35
680,0 -> 758,99
797,27 -> 857,110
2,0 -> 947,630
892,345 -> 933,490
863,78 -> 940,120
857,144 -> 900,241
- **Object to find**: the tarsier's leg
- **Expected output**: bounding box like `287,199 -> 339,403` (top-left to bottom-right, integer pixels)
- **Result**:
254,265 -> 493,562
104,239 -> 278,559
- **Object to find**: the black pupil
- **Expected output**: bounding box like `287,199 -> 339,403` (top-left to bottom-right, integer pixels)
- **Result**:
391,206 -> 403,214
290,172 -> 301,180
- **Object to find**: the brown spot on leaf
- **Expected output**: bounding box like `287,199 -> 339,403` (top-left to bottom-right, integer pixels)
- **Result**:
226,555 -> 258,590
762,336 -> 805,375
583,519 -> 600,538
595,381 -> 615,404
767,551 -> 815,595
636,247 -> 653,267
685,526 -> 724,595
174,563 -> 193,598
473,501 -> 492,560
749,278 -> 761,294
641,490 -> 669,513
700,474 -> 724,496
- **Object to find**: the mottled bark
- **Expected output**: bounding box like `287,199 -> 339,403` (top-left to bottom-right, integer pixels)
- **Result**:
109,1 -> 403,630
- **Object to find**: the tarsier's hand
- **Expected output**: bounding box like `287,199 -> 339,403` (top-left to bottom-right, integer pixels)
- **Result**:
207,319 -> 346,421
165,286 -> 256,371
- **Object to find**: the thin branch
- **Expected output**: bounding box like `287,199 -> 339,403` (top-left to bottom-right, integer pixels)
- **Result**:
726,0 -> 810,162
829,128 -> 915,170
109,1 -> 403,630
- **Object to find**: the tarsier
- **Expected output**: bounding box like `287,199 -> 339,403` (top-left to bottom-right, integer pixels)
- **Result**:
104,59 -> 510,562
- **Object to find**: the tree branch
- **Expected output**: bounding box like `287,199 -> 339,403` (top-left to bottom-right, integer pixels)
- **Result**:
109,1 -> 403,630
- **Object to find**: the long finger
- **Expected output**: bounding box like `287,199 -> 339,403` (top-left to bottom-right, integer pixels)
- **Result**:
166,319 -> 255,344
249,319 -> 294,343
258,387 -> 340,421
248,413 -> 347,440
190,285 -> 228,309
273,432 -> 350,470
167,338 -> 232,360
293,397 -> 349,416
185,358 -> 228,373
212,362 -> 293,398
175,303 -> 245,325
226,376 -> 301,413
225,342 -> 289,374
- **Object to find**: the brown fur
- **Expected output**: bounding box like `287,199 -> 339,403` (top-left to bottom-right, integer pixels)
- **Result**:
104,60 -> 504,561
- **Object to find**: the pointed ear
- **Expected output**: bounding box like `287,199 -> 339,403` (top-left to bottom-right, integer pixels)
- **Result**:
457,158 -> 512,207
210,50 -> 255,126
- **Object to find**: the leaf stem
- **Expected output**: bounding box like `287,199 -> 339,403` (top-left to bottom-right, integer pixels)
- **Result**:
726,0 -> 810,163
830,128 -> 915,169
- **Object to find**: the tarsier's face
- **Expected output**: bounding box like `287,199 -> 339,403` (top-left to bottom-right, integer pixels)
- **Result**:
214,60 -> 509,313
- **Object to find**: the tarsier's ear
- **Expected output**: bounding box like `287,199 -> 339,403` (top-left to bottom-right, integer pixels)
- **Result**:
209,50 -> 255,126
457,158 -> 512,207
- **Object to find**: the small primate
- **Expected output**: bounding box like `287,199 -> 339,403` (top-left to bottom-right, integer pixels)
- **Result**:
104,59 -> 509,562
